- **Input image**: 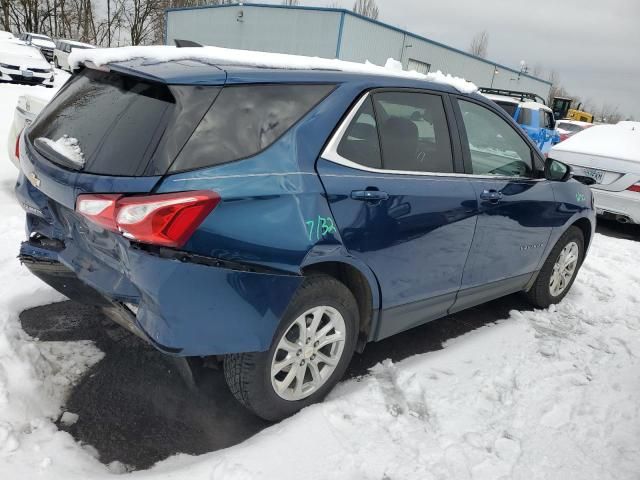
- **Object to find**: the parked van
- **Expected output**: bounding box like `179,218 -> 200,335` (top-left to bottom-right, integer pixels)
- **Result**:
53,39 -> 94,71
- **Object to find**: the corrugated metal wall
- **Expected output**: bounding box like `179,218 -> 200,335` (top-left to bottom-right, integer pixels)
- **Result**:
166,6 -> 340,58
166,5 -> 551,99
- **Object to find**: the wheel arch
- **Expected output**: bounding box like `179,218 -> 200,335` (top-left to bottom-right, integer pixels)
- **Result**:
571,217 -> 593,251
301,250 -> 380,353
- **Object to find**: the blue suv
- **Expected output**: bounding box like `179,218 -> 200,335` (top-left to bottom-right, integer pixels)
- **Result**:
481,88 -> 560,155
16,56 -> 595,420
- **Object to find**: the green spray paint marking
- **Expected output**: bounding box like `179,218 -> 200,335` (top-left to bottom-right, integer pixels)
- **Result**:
576,192 -> 586,202
306,216 -> 337,241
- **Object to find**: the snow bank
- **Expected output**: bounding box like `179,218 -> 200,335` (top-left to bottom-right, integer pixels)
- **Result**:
68,45 -> 478,94
552,122 -> 640,162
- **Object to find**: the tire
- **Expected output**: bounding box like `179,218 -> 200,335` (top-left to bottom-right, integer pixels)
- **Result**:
224,275 -> 358,421
525,226 -> 584,308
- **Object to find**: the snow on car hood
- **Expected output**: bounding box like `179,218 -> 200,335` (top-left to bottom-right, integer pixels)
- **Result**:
0,40 -> 50,68
68,45 -> 478,94
551,123 -> 640,163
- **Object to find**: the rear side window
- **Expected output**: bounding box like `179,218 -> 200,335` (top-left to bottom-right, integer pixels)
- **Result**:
336,97 -> 382,169
373,91 -> 454,173
517,107 -> 533,125
171,84 -> 334,172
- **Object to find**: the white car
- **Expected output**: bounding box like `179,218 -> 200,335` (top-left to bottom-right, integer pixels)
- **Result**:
17,32 -> 56,61
555,119 -> 593,142
53,39 -> 94,71
7,94 -> 49,169
0,40 -> 54,87
0,30 -> 14,40
551,124 -> 640,225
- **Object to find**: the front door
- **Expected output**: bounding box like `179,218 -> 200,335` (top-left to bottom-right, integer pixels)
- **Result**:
318,90 -> 477,339
452,98 -> 555,310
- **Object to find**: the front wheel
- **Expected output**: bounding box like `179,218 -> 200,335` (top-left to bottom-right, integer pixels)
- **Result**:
224,275 -> 358,421
525,226 -> 584,308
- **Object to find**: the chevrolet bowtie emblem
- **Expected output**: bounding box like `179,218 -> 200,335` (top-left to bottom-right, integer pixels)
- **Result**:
28,171 -> 41,188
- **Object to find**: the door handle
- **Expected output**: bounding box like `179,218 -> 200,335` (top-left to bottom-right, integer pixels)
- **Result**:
351,190 -> 389,202
480,189 -> 503,202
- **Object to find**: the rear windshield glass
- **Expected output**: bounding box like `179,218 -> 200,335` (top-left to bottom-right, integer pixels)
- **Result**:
171,84 -> 334,172
495,101 -> 518,118
29,69 -> 178,176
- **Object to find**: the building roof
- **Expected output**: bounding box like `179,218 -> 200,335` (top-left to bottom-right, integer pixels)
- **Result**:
165,2 -> 552,86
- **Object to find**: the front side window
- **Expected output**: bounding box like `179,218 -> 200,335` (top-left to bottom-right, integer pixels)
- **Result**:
458,100 -> 533,177
373,91 -> 454,173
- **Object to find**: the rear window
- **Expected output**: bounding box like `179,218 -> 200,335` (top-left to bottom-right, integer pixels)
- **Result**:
29,69 -> 219,176
171,84 -> 334,172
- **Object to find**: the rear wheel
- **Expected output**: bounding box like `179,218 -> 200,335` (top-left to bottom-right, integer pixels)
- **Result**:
224,275 -> 358,421
525,226 -> 584,308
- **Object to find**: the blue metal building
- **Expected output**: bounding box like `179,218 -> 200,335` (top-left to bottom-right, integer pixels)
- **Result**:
165,3 -> 551,99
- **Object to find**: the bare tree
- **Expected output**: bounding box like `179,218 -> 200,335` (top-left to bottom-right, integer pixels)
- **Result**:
468,30 -> 489,58
282,0 -> 300,5
353,0 -> 378,20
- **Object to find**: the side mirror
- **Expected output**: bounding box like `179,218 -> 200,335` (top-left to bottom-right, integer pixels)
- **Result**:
544,157 -> 572,182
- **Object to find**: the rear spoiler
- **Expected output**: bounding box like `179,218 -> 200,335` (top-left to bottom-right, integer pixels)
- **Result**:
174,39 -> 203,48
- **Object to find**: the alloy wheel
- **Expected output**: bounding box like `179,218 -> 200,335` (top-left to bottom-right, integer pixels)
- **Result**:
270,306 -> 346,401
549,241 -> 579,297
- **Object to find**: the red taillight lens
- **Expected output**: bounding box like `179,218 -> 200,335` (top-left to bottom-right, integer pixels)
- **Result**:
76,191 -> 220,248
76,194 -> 122,230
15,128 -> 23,160
627,184 -> 640,193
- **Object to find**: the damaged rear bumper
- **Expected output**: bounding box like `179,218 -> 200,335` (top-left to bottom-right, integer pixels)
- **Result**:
19,240 -> 303,356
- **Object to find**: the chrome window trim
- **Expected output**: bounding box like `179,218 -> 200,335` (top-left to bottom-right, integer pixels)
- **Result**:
321,91 -> 543,182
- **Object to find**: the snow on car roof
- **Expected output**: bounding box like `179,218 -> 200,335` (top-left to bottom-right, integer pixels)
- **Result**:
484,93 -> 520,104
59,39 -> 94,48
556,119 -> 593,127
69,45 -> 478,94
551,123 -> 640,162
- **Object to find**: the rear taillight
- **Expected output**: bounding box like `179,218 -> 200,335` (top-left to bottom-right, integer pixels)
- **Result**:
76,191 -> 220,248
627,184 -> 640,193
15,128 -> 23,160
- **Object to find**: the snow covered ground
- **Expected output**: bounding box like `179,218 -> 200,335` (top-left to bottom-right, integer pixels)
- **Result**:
0,74 -> 639,480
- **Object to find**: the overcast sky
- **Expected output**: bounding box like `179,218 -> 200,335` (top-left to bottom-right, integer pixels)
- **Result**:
259,0 -> 640,119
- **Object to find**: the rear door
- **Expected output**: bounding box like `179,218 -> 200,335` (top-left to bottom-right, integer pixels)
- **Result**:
451,97 -> 555,310
318,89 -> 478,339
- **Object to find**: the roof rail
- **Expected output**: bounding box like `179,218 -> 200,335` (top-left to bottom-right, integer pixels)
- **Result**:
479,87 -> 546,105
